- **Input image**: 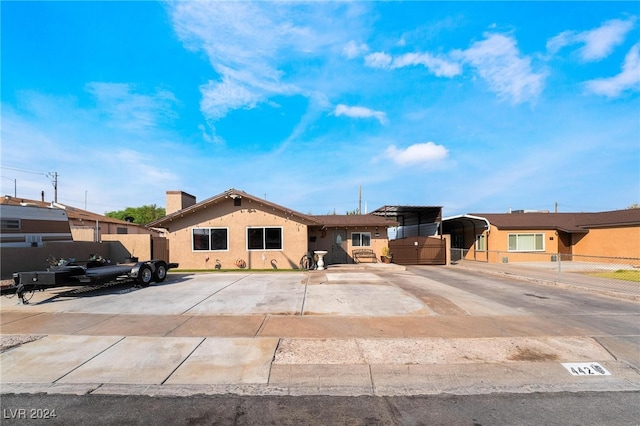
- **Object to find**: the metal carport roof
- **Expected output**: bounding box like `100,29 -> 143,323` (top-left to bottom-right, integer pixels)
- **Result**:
442,214 -> 491,233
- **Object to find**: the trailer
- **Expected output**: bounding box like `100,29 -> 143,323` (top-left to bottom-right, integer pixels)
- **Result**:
1,258 -> 178,304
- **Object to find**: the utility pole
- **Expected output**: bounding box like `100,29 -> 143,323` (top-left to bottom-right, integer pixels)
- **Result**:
358,185 -> 362,215
47,172 -> 58,203
1,176 -> 16,197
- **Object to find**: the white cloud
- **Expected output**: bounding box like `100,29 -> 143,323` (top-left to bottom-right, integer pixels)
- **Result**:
546,30 -> 574,55
199,77 -> 263,120
343,40 -> 369,59
364,51 -> 393,68
391,52 -> 462,77
585,43 -> 640,97
334,104 -> 388,125
385,142 -> 448,166
168,2 -> 363,125
455,33 -> 546,104
365,51 -> 461,77
364,34 -> 542,101
547,17 -> 637,61
85,82 -> 177,131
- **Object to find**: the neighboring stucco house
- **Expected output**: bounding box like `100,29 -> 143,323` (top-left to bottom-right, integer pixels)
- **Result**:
146,189 -> 398,270
0,195 -> 161,242
444,209 -> 640,263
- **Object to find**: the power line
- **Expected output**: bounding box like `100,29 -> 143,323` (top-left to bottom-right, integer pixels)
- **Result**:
0,165 -> 48,176
1,166 -> 58,202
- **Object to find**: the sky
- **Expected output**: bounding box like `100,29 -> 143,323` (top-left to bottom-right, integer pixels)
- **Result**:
1,1 -> 639,217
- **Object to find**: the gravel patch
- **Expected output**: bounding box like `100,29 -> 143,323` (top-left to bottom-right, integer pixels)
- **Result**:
273,336 -> 615,365
1,334 -> 46,353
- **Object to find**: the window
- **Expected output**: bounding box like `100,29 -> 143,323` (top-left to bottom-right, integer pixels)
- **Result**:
1,218 -> 20,231
116,227 -> 128,234
351,232 -> 371,247
508,233 -> 544,251
475,234 -> 486,251
192,228 -> 228,251
247,227 -> 282,250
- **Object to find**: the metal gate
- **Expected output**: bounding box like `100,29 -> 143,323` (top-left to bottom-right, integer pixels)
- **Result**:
389,237 -> 446,265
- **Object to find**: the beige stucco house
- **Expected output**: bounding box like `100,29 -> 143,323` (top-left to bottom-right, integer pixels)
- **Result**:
444,209 -> 640,263
147,189 -> 398,270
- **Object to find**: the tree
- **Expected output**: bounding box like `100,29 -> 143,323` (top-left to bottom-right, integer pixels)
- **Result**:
105,204 -> 166,225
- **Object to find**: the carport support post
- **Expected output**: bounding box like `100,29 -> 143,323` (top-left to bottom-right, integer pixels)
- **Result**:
557,254 -> 562,282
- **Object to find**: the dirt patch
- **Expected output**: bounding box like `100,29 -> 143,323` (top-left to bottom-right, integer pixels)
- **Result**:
508,346 -> 559,362
393,282 -> 467,315
306,273 -> 328,286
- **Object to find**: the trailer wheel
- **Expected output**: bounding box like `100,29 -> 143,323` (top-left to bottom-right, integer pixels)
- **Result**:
137,265 -> 153,287
154,262 -> 168,283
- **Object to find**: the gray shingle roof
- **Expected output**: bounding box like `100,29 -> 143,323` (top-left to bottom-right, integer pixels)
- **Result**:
471,209 -> 640,233
310,214 -> 399,228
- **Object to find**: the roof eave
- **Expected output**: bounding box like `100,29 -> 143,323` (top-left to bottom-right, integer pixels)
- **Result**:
147,189 -> 322,228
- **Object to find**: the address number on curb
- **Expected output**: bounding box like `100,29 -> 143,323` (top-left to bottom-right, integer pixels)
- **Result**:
562,362 -> 611,376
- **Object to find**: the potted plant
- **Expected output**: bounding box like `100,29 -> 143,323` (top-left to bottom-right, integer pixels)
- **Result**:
381,246 -> 393,263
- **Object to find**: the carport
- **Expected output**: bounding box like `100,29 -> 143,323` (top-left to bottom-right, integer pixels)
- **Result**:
442,215 -> 491,261
372,206 -> 446,265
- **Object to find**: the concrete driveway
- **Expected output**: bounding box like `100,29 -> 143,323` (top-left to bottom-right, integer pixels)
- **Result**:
1,270 -> 435,317
1,265 -> 639,396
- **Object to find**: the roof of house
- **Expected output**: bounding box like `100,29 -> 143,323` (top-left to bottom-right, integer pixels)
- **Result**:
148,188 -> 399,228
471,209 -> 640,233
1,195 -> 136,226
148,188 -> 321,228
310,214 -> 399,228
575,209 -> 640,228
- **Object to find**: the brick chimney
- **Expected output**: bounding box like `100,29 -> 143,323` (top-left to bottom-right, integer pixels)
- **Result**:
166,190 -> 196,215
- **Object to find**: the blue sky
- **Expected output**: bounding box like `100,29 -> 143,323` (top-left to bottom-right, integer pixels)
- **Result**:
2,1 -> 639,216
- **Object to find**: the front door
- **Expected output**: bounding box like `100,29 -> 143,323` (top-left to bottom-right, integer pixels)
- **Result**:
332,230 -> 348,264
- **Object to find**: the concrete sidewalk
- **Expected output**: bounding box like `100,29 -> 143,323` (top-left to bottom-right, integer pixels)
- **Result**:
1,264 -> 639,397
2,334 -> 638,397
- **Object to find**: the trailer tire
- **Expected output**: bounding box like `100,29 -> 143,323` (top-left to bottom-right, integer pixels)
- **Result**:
137,265 -> 153,287
154,262 -> 168,283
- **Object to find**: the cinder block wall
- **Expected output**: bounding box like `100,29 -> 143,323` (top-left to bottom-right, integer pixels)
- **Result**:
0,241 -> 130,279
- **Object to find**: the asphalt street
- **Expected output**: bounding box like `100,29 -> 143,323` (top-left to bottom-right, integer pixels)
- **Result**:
2,391 -> 639,426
